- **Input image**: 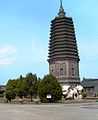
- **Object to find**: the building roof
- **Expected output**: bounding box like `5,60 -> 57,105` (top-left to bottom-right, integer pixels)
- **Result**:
48,1 -> 79,62
81,78 -> 98,87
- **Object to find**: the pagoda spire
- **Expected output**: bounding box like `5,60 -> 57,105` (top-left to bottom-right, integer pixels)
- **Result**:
58,0 -> 65,17
60,0 -> 63,9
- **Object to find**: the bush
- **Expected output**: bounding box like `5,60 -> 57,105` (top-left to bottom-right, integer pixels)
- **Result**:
38,74 -> 62,103
6,90 -> 16,102
81,89 -> 87,98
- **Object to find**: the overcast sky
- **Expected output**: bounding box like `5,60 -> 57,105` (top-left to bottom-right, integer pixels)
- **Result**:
0,0 -> 98,84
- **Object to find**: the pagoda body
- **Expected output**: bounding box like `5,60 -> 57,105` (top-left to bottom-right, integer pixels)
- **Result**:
48,1 -> 80,86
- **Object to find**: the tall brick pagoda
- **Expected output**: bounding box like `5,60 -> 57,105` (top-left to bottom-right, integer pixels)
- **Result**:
48,0 -> 80,86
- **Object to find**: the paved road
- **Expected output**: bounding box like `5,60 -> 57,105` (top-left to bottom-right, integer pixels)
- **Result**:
0,103 -> 98,120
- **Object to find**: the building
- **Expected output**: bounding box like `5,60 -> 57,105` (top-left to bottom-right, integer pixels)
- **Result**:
0,85 -> 6,91
48,0 -> 80,86
0,85 -> 6,94
81,78 -> 98,97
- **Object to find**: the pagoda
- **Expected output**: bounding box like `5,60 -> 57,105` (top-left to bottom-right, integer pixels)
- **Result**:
48,0 -> 80,86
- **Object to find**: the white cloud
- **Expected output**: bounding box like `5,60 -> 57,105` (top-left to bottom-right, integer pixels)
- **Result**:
0,45 -> 17,66
0,58 -> 15,65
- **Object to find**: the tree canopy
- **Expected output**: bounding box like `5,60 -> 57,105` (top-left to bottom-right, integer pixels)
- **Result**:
5,73 -> 62,103
38,74 -> 62,103
5,73 -> 38,102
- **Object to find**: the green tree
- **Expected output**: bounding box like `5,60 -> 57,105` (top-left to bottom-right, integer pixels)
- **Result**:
15,75 -> 28,98
25,73 -> 37,101
38,74 -> 62,103
81,89 -> 87,98
5,73 -> 39,102
5,79 -> 17,102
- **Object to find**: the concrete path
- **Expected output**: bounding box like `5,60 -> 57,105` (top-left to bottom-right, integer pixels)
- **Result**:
0,103 -> 98,120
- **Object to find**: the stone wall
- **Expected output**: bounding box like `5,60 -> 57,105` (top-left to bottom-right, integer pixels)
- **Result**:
49,60 -> 80,85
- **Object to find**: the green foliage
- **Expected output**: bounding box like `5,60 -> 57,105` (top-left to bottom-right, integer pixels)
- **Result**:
81,89 -> 87,98
38,74 -> 62,103
25,73 -> 38,101
6,90 -> 16,102
5,73 -> 62,103
95,92 -> 98,97
5,73 -> 38,101
15,77 -> 28,98
5,79 -> 17,101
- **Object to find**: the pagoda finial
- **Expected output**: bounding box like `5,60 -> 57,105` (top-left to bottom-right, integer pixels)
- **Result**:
60,0 -> 63,9
58,0 -> 65,17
